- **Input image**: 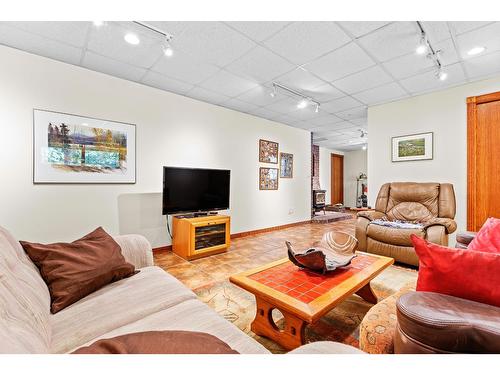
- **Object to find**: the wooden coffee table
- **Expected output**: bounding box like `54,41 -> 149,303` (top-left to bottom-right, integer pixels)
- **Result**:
229,252 -> 394,350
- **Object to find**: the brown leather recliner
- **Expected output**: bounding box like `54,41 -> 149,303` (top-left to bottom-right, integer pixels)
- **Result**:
355,182 -> 457,266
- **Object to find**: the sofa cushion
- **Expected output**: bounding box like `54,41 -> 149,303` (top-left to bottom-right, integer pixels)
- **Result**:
50,266 -> 196,353
0,226 -> 51,353
367,224 -> 424,247
468,217 -> 500,253
385,183 -> 439,222
72,330 -> 239,354
73,299 -> 270,354
20,227 -> 137,313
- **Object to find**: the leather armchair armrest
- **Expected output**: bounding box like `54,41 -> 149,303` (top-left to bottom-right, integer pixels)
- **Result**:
113,234 -> 154,269
456,231 -> 477,249
423,218 -> 457,234
357,210 -> 385,221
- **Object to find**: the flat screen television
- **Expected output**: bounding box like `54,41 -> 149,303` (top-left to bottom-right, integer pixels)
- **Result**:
162,166 -> 230,215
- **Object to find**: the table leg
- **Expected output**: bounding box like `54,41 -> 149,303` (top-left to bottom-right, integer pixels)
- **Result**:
355,282 -> 378,304
250,297 -> 307,350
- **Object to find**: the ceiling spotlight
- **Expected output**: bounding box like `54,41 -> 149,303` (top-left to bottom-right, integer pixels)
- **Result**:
359,129 -> 367,138
437,70 -> 448,81
270,85 -> 277,98
362,144 -> 367,151
163,45 -> 173,57
416,34 -> 428,55
92,21 -> 104,27
124,33 -> 140,45
297,99 -> 309,109
467,46 -> 486,56
314,103 -> 320,113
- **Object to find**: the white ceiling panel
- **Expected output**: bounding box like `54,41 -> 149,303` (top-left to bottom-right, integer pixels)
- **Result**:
185,86 -> 231,105
233,84 -> 283,106
333,65 -> 393,94
353,82 -> 408,105
382,51 -> 436,79
264,22 -> 351,65
262,96 -> 304,114
456,22 -> 500,59
421,22 -> 451,43
358,21 -> 420,62
305,114 -> 344,127
224,45 -> 295,82
305,42 -> 375,82
221,98 -> 260,114
337,21 -> 390,38
335,106 -> 368,120
463,50 -> 500,79
305,83 -> 345,102
320,95 -> 364,114
273,113 -> 301,126
225,21 -> 290,42
150,50 -> 220,85
399,63 -> 466,94
275,67 -> 326,91
141,70 -> 194,94
82,52 -> 148,82
198,69 -> 259,97
250,107 -> 282,121
449,21 -> 494,35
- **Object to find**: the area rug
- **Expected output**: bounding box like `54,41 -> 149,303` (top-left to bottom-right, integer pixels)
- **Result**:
193,264 -> 417,353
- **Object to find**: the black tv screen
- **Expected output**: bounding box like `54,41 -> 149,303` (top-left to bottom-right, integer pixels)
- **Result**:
162,167 -> 230,215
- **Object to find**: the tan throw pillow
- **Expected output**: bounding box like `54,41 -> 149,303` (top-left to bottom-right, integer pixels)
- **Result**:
20,227 -> 137,314
72,331 -> 239,354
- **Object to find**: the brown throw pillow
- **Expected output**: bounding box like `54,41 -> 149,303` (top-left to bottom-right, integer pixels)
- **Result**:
20,227 -> 137,314
72,330 -> 239,354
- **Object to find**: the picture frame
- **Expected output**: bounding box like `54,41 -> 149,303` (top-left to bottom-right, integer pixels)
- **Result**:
279,152 -> 293,178
259,167 -> 279,190
391,132 -> 433,162
33,109 -> 136,184
259,139 -> 279,164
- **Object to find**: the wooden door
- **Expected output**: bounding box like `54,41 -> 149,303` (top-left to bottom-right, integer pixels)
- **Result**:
331,153 -> 344,205
467,91 -> 500,231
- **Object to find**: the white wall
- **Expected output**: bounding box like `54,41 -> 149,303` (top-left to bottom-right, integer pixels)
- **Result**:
368,74 -> 500,236
343,149 -> 367,208
0,46 -> 312,247
319,147 -> 344,204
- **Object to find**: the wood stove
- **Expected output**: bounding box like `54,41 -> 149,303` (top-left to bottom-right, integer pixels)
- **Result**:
313,189 -> 326,214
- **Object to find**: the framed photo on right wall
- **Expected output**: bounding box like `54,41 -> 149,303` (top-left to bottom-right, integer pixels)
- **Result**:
391,132 -> 433,162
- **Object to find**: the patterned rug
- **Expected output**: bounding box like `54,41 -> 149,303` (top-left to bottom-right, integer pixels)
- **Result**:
194,264 -> 417,353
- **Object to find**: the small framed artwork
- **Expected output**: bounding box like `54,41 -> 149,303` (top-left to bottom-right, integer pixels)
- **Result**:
391,132 -> 433,162
33,109 -> 136,183
280,152 -> 293,178
259,167 -> 279,190
259,139 -> 278,163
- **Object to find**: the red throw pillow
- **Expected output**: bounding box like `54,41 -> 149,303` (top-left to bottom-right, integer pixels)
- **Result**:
468,217 -> 500,253
411,234 -> 500,307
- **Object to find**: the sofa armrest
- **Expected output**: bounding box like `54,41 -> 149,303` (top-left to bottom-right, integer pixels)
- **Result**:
423,218 -> 457,234
357,211 -> 385,221
287,341 -> 364,354
114,234 -> 154,269
455,231 -> 477,249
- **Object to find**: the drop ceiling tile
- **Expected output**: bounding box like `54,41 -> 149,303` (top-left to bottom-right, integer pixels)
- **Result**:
332,65 -> 393,94
150,50 -> 220,85
449,21 -> 494,35
399,63 -> 466,94
349,117 -> 368,126
382,51 -> 435,79
273,113 -> 302,126
2,21 -> 90,47
434,38 -> 460,66
141,70 -> 194,94
261,96 -> 302,114
0,24 -> 83,65
336,21 -> 390,38
275,67 -> 326,91
456,22 -> 500,59
221,98 -> 260,113
305,42 -> 375,82
335,106 -> 368,120
224,45 -> 295,82
306,114 -> 344,127
225,21 -> 290,42
158,22 -> 256,68
358,21 -> 420,62
185,86 -> 231,105
421,22 -> 451,43
234,84 -> 283,106
82,52 -> 148,82
306,83 -> 345,102
87,21 -> 163,69
198,69 -> 259,97
353,82 -> 408,105
250,107 -> 282,121
264,22 -> 351,65
287,106 -> 328,122
320,96 -> 364,114
463,50 -> 500,79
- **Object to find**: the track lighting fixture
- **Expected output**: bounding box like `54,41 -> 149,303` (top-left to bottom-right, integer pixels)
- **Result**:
270,82 -> 320,113
359,129 -> 367,138
314,103 -> 319,113
269,85 -> 277,98
163,35 -> 174,57
132,21 -> 174,58
415,22 -> 448,82
416,34 -> 428,55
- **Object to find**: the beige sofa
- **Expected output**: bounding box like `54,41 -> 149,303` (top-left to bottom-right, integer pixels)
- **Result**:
0,225 -> 360,354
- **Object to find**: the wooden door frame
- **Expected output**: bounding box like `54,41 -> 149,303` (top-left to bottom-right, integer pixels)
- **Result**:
330,153 -> 344,205
466,91 -> 500,230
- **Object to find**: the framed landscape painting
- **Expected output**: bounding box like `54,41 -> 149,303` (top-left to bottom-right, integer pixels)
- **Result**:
259,167 -> 279,190
280,152 -> 293,178
392,132 -> 433,162
33,109 -> 136,183
259,139 -> 278,163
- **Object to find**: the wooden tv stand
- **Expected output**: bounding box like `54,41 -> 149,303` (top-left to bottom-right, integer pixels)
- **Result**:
172,215 -> 230,260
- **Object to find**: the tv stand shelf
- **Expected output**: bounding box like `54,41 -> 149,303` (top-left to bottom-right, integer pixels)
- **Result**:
172,215 -> 230,260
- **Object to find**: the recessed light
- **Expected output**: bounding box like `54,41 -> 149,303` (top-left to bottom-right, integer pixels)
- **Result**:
92,21 -> 104,27
467,46 -> 486,56
124,33 -> 140,45
297,99 -> 308,109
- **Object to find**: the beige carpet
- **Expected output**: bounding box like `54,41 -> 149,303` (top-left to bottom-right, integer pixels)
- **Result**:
194,264 -> 417,353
